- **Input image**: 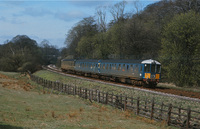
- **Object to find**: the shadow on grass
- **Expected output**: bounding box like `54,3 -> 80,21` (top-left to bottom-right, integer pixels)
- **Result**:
0,123 -> 23,129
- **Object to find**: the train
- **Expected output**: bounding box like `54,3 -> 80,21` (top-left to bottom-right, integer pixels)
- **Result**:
61,59 -> 161,87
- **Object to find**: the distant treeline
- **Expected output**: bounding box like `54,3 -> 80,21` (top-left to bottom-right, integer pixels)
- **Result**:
62,0 -> 200,87
0,35 -> 60,73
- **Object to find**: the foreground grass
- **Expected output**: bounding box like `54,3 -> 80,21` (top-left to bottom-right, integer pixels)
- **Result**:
0,72 -> 174,129
34,70 -> 200,111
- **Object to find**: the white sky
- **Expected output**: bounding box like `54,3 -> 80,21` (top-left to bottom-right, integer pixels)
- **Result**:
0,0 -> 158,48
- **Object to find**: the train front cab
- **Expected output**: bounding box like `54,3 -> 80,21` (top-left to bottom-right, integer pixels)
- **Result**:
142,60 -> 161,86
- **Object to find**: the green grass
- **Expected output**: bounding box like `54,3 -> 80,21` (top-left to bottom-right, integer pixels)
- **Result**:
0,72 -> 175,129
34,70 -> 200,111
158,83 -> 200,93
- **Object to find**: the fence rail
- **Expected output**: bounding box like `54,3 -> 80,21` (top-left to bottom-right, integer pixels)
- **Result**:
30,74 -> 200,129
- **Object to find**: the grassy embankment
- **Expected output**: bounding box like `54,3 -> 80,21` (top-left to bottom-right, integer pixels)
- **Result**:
34,70 -> 200,111
0,71 -> 175,129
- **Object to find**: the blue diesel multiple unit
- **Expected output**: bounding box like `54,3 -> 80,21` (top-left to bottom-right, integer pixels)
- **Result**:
61,59 -> 161,87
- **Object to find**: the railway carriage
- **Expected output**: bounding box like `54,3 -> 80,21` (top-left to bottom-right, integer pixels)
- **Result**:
60,59 -> 75,73
61,59 -> 161,87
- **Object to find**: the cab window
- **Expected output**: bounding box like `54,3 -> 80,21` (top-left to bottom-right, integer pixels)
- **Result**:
144,64 -> 150,72
151,64 -> 156,73
157,65 -> 161,73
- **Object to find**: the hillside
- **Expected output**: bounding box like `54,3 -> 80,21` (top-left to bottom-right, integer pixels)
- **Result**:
0,72 -> 174,129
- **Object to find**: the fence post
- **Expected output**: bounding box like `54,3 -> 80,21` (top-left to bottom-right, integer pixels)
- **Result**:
50,81 -> 54,94
61,83 -> 64,92
88,89 -> 91,101
151,98 -> 155,120
59,83 -> 63,95
106,92 -> 108,104
57,82 -> 59,91
111,92 -> 114,104
137,97 -> 140,115
186,107 -> 191,129
167,104 -> 172,126
64,84 -> 67,94
45,79 -> 47,87
67,85 -> 70,94
98,90 -> 100,103
85,88 -> 87,99
80,87 -> 82,97
115,95 -> 119,108
74,86 -> 76,95
178,105 -> 181,120
131,96 -> 133,106
47,80 -> 50,93
160,102 -> 164,120
102,92 -> 104,103
120,94 -> 122,108
91,90 -> 93,101
124,95 -> 127,111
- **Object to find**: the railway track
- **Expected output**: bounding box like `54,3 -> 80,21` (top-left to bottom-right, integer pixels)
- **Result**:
43,65 -> 200,102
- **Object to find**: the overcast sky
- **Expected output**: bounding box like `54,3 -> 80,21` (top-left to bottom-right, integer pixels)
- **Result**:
0,0 -> 158,48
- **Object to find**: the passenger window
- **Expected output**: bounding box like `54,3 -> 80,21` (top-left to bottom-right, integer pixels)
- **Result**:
127,65 -> 129,70
123,64 -> 125,69
118,64 -> 121,70
130,65 -> 133,71
135,65 -> 139,72
106,64 -> 108,70
103,64 -> 105,69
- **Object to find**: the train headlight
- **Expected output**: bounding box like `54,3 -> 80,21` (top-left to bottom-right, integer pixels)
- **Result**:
140,73 -> 142,76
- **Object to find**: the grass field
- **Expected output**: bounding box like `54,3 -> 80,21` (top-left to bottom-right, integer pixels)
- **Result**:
33,70 -> 200,111
0,71 -> 176,129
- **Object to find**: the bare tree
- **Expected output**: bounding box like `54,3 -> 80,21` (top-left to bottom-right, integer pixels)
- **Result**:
175,0 -> 200,13
96,6 -> 107,32
110,0 -> 127,23
133,0 -> 144,16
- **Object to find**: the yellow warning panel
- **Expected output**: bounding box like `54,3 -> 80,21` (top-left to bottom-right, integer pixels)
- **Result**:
145,73 -> 151,79
155,74 -> 160,79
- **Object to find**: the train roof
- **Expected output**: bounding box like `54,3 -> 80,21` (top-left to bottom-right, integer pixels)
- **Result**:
63,59 -> 161,65
76,59 -> 99,62
61,59 -> 75,61
76,59 -> 155,64
141,59 -> 161,65
101,59 -> 143,64
75,59 -> 143,63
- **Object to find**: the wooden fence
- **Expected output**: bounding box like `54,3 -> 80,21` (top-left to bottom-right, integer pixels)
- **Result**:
30,74 -> 200,129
